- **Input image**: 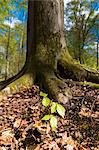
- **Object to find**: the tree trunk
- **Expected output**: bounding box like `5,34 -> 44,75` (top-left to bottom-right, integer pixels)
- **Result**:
0,0 -> 99,103
96,42 -> 99,69
26,0 -> 71,102
5,26 -> 11,80
17,25 -> 25,72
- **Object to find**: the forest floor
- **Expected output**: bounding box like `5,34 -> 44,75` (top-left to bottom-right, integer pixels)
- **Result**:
0,80 -> 99,150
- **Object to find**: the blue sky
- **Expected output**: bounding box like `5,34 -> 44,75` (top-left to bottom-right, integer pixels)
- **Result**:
4,0 -> 27,27
5,0 -> 71,27
10,1 -> 27,22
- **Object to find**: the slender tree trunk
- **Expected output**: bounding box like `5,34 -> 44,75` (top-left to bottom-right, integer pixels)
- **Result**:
5,26 -> 11,80
17,26 -> 25,72
96,42 -> 99,69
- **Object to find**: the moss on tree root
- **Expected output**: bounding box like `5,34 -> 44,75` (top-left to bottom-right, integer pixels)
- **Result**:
9,73 -> 34,91
36,72 -> 72,104
58,50 -> 99,83
0,49 -> 99,101
0,73 -> 34,95
80,81 -> 99,89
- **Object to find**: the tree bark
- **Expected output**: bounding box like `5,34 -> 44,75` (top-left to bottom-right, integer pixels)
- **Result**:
0,0 -> 99,102
5,26 -> 11,80
27,0 -> 71,102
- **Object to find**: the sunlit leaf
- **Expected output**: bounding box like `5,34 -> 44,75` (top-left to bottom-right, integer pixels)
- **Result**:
51,102 -> 57,113
50,116 -> 57,129
40,91 -> 48,97
57,104 -> 65,118
42,97 -> 51,107
42,115 -> 52,120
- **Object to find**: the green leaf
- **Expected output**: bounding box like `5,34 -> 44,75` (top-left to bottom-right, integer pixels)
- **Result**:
56,104 -> 65,118
51,102 -> 57,113
42,97 -> 51,107
40,91 -> 48,97
42,115 -> 51,121
50,116 -> 57,129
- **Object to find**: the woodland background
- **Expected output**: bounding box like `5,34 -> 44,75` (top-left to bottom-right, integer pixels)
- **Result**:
0,0 -> 98,81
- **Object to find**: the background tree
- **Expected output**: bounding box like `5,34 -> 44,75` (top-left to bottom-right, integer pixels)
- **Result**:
0,0 -> 27,80
65,0 -> 98,64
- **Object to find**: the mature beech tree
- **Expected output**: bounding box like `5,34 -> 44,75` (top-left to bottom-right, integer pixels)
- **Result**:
0,0 -> 99,103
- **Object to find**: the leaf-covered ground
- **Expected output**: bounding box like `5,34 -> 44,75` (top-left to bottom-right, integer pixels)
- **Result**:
0,80 -> 99,150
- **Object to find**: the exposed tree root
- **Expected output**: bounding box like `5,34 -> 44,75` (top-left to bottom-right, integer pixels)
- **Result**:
0,65 -> 26,90
86,70 -> 99,83
9,73 -> 34,91
0,49 -> 99,101
79,81 -> 99,89
58,50 -> 99,83
36,71 -> 72,104
0,64 -> 35,94
0,73 -> 34,95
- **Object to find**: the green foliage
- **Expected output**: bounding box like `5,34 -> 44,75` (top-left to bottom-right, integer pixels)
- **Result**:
0,0 -> 27,80
41,92 -> 66,129
42,115 -> 52,121
42,97 -> 51,107
51,102 -> 57,113
50,116 -> 57,129
40,91 -> 48,97
65,0 -> 98,67
40,92 -> 50,107
56,103 -> 65,118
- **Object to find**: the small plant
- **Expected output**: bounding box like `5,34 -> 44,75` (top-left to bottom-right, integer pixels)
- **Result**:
40,91 -> 66,129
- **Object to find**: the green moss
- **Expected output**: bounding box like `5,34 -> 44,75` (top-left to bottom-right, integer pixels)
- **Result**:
60,49 -> 85,80
9,74 -> 34,92
60,56 -> 86,81
61,49 -> 73,63
80,81 -> 99,89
